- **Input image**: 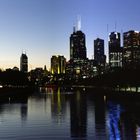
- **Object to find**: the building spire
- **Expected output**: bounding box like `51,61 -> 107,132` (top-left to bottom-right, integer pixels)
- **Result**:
73,25 -> 76,33
22,49 -> 27,55
77,15 -> 81,31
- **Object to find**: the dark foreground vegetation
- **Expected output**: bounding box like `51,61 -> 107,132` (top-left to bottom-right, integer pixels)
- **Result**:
0,70 -> 34,96
0,67 -> 140,96
49,67 -> 140,92
81,67 -> 140,88
0,70 -> 29,87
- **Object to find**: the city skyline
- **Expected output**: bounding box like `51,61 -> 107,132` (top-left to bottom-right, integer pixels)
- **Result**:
0,0 -> 140,70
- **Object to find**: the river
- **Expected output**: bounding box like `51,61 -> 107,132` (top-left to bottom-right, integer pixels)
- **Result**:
0,87 -> 139,140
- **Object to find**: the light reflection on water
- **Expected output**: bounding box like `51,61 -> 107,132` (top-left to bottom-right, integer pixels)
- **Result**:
0,87 -> 139,139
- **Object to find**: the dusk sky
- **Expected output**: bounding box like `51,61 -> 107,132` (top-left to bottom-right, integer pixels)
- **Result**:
0,0 -> 140,70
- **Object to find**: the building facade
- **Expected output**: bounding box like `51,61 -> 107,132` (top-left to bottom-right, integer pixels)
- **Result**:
123,30 -> 140,68
66,59 -> 98,79
109,32 -> 122,68
51,55 -> 66,74
70,28 -> 87,60
20,53 -> 28,73
67,26 -> 89,79
94,38 -> 106,66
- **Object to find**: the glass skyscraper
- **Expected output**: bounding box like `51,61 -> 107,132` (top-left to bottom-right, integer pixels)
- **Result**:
109,32 -> 122,68
94,38 -> 106,66
70,28 -> 87,60
123,30 -> 140,68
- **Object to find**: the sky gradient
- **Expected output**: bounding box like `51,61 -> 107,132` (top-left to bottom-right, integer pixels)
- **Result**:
0,0 -> 140,70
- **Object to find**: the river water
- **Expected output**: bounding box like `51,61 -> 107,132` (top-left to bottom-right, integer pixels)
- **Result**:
0,87 -> 140,140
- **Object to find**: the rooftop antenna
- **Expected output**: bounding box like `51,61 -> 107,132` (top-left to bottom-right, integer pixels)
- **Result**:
22,49 -> 27,54
73,25 -> 76,33
121,29 -> 123,47
77,15 -> 81,31
106,24 -> 109,63
107,24 -> 109,40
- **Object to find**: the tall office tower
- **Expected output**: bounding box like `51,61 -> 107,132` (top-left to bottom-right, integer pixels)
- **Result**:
109,32 -> 122,68
51,55 -> 66,74
123,30 -> 140,68
20,53 -> 28,73
51,56 -> 58,74
94,38 -> 106,66
70,27 -> 87,60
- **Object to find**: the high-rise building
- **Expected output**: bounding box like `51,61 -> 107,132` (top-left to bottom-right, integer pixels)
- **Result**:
20,53 -> 28,73
123,30 -> 140,67
109,32 -> 122,68
94,38 -> 106,66
70,27 -> 87,60
51,55 -> 66,74
66,59 -> 98,79
67,21 -> 88,79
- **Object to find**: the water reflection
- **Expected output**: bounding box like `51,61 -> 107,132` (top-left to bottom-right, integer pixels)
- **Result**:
121,112 -> 137,139
119,103 -> 140,140
107,102 -> 122,139
0,88 -> 139,139
94,95 -> 108,139
20,104 -> 28,122
70,90 -> 87,138
50,87 -> 68,124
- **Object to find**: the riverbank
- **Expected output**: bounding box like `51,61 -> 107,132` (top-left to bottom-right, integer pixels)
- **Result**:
0,86 -> 35,97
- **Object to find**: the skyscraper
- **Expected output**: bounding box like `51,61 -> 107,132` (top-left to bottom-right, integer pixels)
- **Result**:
20,53 -> 28,73
51,55 -> 66,74
70,27 -> 87,60
109,32 -> 122,68
67,20 -> 88,79
94,38 -> 106,66
123,30 -> 140,68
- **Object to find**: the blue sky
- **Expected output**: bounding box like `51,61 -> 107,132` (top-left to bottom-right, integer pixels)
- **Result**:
0,0 -> 140,70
